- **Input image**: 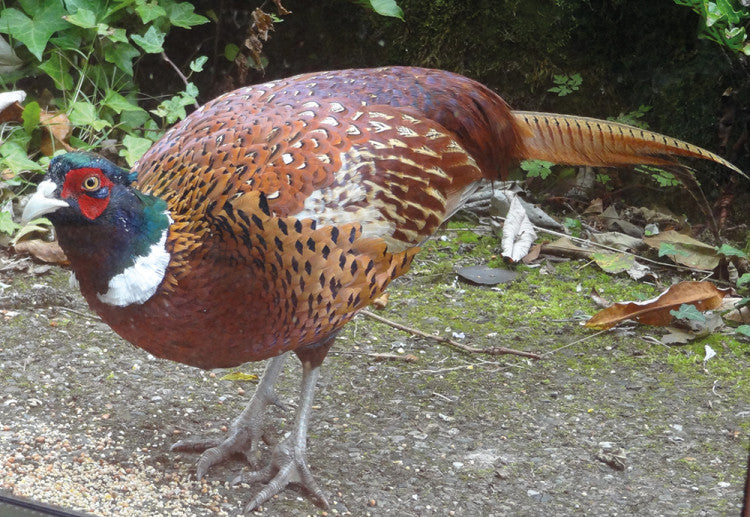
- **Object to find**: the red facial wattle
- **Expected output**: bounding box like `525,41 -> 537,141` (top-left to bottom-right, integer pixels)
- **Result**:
61,167 -> 115,220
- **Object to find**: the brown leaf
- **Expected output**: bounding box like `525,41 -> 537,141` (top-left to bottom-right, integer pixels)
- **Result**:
585,281 -> 730,330
271,0 -> 292,15
371,292 -> 389,309
642,230 -> 719,270
540,237 -> 591,260
521,243 -> 542,264
13,239 -> 68,264
39,111 -> 72,155
583,198 -> 603,215
244,8 -> 275,69
0,100 -> 23,124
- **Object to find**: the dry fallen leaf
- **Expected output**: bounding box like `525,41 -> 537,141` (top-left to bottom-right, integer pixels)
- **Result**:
0,92 -> 24,123
13,239 -> 68,264
643,230 -> 719,270
371,292 -> 389,309
39,110 -> 73,155
585,281 -> 730,330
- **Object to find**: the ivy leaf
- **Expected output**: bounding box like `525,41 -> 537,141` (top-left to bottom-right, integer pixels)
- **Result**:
367,0 -> 404,20
0,210 -> 21,236
135,0 -> 167,24
0,5 -> 70,60
716,243 -> 748,259
22,101 -> 41,134
103,89 -> 143,114
98,25 -> 128,44
657,242 -> 691,258
39,54 -> 74,90
0,141 -> 45,173
224,43 -> 239,61
120,134 -> 154,166
520,159 -> 554,179
189,55 -> 208,72
68,101 -> 110,131
131,25 -> 165,54
104,42 -> 140,76
669,303 -> 707,323
164,2 -> 210,29
63,8 -> 97,29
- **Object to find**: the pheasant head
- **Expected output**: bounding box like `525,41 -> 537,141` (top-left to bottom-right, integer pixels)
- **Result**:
22,152 -> 172,307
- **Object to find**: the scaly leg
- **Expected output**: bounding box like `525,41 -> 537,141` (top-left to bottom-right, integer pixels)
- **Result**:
233,359 -> 329,511
171,352 -> 289,478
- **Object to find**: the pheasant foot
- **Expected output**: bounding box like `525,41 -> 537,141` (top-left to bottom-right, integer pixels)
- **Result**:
233,359 -> 328,511
171,352 -> 288,478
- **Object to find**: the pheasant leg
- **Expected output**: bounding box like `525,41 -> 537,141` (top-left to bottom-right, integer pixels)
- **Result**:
233,360 -> 329,511
171,352 -> 289,479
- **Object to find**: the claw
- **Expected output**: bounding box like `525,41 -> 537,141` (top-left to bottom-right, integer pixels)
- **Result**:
170,353 -> 289,478
237,359 -> 328,511
235,436 -> 330,511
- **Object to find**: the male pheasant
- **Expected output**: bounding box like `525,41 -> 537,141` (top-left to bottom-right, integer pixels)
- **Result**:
22,67 -> 743,511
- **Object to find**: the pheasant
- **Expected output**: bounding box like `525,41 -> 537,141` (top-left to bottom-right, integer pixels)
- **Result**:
22,66 -> 743,511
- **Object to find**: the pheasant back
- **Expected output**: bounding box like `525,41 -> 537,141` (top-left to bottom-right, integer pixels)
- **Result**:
85,68 -> 512,368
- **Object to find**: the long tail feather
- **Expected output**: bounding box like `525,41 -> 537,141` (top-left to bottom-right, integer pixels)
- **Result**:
512,111 -> 746,178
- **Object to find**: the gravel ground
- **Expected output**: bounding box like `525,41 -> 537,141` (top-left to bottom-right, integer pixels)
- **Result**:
1,252 -> 749,516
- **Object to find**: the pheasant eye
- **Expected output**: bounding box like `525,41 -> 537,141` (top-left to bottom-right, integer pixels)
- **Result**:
82,175 -> 101,191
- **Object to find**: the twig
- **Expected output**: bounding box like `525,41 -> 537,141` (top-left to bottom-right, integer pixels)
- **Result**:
160,52 -> 199,108
359,310 -> 541,360
54,306 -> 100,321
541,328 -> 609,356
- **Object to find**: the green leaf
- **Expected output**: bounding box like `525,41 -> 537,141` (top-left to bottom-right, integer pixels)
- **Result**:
0,210 -> 21,236
120,134 -> 153,166
135,0 -> 167,24
367,0 -> 404,20
22,101 -> 41,134
11,217 -> 53,243
520,159 -> 554,179
735,324 -> 750,337
0,5 -> 70,60
592,252 -> 635,274
669,303 -> 706,323
189,55 -> 208,72
38,54 -> 74,90
104,42 -> 140,76
738,273 -> 750,288
224,43 -> 239,61
0,141 -> 45,173
131,25 -> 165,54
219,371 -> 259,382
658,242 -> 691,258
99,25 -> 128,44
184,82 -> 199,98
716,243 -> 748,259
68,101 -> 110,131
63,7 -> 97,29
118,109 -> 152,131
164,2 -> 209,29
103,89 -> 142,114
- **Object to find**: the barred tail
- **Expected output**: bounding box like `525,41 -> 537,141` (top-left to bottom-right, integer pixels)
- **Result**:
512,111 -> 746,178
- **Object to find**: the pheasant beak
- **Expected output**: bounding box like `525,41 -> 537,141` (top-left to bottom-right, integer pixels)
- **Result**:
22,180 -> 69,223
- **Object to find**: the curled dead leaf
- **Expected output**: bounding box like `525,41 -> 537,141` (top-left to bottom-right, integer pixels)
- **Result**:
585,281 -> 730,330
371,292 -> 389,309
